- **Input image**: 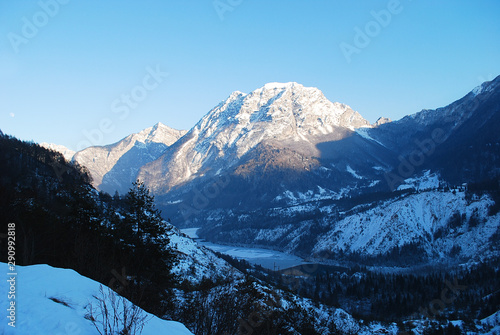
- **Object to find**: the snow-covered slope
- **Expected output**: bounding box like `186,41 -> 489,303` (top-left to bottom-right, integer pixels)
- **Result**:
73,122 -> 186,194
138,82 -> 371,192
167,226 -> 243,285
196,178 -> 499,266
40,142 -> 76,161
0,263 -> 193,335
313,190 -> 500,259
481,310 -> 500,334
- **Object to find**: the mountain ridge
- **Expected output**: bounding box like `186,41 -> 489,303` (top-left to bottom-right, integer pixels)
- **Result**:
147,76 -> 500,269
72,122 -> 186,194
45,77 -> 500,267
138,82 -> 373,194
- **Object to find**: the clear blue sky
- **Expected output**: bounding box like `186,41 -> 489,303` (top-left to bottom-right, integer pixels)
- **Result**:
1,0 -> 499,151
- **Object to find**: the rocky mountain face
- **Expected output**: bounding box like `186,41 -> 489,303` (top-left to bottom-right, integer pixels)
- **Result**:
137,82 -> 372,193
72,122 -> 186,194
158,77 -> 499,267
135,83 -> 401,219
63,77 -> 500,267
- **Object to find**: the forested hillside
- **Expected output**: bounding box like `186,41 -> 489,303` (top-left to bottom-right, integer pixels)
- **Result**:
0,133 -> 177,314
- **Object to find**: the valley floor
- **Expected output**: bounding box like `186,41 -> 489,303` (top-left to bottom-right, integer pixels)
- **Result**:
181,227 -> 310,270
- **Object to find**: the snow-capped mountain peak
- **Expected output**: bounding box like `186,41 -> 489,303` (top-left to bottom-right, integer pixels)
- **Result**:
196,82 -> 369,146
472,76 -> 498,96
133,122 -> 186,145
262,81 -> 299,90
72,123 -> 186,193
138,82 -> 371,190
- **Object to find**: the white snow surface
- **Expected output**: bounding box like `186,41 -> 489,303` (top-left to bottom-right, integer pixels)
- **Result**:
0,263 -> 193,335
481,310 -> 500,334
274,186 -> 352,206
168,227 -> 243,284
313,190 -> 499,257
346,165 -> 363,179
355,127 -> 386,147
473,83 -> 485,96
397,170 -> 441,191
472,79 -> 496,96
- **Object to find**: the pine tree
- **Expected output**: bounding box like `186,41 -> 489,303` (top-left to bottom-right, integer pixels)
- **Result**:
125,180 -> 167,244
123,180 -> 178,313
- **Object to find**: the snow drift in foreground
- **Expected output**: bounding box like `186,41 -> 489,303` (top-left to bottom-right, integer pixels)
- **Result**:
0,263 -> 193,335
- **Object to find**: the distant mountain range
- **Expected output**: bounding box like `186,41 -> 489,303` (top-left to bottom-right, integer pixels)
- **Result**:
45,76 -> 500,267
7,76 -> 500,333
70,122 -> 186,194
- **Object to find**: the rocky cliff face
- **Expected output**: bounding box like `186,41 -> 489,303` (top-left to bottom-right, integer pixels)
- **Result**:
138,82 -> 371,193
72,122 -> 186,194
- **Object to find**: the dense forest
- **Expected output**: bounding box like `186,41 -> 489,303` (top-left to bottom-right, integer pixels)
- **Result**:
0,134 -> 177,314
218,252 -> 500,334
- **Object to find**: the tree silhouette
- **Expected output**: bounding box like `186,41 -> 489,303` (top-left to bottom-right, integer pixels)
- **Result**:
125,180 -> 167,245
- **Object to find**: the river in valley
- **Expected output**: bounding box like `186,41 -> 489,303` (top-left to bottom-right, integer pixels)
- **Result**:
180,228 -> 310,271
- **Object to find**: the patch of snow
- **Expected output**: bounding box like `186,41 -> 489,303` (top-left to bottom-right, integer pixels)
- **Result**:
313,190 -> 499,258
397,170 -> 440,191
274,186 -> 350,206
481,310 -> 500,334
346,165 -> 363,179
0,263 -> 193,335
472,83 -> 484,96
180,228 -> 199,239
355,128 -> 386,147
165,200 -> 182,205
168,228 -> 241,285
